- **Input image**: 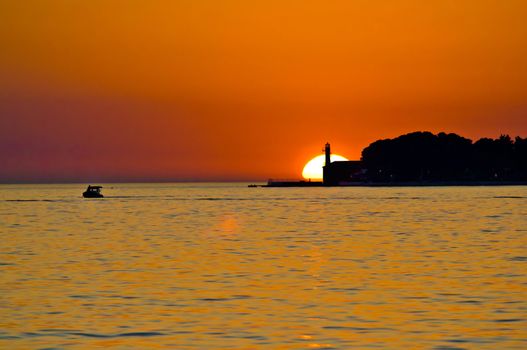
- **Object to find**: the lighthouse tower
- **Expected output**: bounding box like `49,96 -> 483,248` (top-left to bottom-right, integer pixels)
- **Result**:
324,142 -> 331,167
323,142 -> 331,185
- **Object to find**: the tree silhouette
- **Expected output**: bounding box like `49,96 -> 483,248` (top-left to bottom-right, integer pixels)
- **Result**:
361,131 -> 527,182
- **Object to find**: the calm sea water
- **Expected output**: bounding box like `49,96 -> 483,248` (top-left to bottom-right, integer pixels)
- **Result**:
0,183 -> 526,349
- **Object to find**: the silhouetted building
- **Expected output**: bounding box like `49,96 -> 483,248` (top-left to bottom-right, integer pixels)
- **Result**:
323,143 -> 365,185
325,142 -> 331,168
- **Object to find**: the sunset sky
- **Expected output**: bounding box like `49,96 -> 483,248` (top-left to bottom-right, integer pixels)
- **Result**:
1,1 -> 526,182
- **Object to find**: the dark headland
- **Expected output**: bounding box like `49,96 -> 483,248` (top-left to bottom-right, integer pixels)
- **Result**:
265,131 -> 527,187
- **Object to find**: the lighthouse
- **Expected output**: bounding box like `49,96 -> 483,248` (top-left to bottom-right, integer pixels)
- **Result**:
323,142 -> 331,185
324,142 -> 331,167
323,142 -> 363,185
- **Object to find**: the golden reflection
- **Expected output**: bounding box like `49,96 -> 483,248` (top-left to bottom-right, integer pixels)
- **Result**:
308,344 -> 333,348
218,214 -> 239,234
203,213 -> 241,237
0,184 -> 526,349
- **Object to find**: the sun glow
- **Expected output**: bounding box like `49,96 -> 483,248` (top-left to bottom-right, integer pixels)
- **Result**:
302,154 -> 349,180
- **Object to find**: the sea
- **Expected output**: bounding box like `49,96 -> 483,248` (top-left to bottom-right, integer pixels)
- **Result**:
1,183 -> 526,349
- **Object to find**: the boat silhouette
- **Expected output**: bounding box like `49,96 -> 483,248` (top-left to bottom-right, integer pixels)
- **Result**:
83,185 -> 104,198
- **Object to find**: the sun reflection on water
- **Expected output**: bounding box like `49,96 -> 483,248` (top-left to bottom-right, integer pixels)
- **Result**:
0,184 -> 526,349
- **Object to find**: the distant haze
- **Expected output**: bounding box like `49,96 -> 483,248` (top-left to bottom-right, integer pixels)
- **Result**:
1,1 -> 526,182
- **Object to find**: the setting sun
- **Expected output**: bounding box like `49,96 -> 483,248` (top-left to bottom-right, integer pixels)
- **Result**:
302,154 -> 349,180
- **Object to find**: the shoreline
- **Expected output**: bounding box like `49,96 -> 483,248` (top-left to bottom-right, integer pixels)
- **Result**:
262,180 -> 527,187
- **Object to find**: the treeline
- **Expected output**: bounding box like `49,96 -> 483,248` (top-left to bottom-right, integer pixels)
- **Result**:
361,132 -> 527,182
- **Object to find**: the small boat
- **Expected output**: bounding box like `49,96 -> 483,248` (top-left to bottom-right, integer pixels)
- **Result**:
248,184 -> 258,188
83,185 -> 104,198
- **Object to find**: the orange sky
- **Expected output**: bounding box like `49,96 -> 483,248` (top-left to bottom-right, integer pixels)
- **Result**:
1,1 -> 526,182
